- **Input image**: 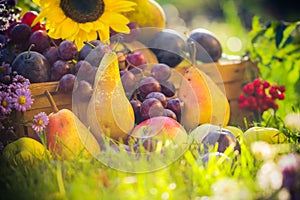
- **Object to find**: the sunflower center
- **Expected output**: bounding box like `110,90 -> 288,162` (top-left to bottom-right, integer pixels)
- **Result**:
60,0 -> 105,23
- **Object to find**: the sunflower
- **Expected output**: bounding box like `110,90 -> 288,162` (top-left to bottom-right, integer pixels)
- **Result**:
32,0 -> 136,49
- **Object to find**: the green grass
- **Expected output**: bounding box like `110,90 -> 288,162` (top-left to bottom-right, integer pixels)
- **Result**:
0,135 -> 291,200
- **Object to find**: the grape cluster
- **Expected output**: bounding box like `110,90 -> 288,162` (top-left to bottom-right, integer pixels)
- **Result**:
238,78 -> 285,113
5,11 -> 47,52
119,51 -> 183,124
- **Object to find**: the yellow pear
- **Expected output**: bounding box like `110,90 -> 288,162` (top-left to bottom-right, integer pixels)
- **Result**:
44,90 -> 100,160
87,51 -> 135,140
46,109 -> 101,159
124,0 -> 166,41
178,65 -> 230,131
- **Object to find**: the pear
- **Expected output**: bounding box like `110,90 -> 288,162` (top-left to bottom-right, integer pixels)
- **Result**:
87,51 -> 135,140
178,65 -> 230,131
44,91 -> 100,159
2,137 -> 48,166
124,0 -> 166,41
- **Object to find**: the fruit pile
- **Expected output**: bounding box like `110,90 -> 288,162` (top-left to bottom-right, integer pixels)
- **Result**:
0,0 -> 240,157
0,0 -> 292,166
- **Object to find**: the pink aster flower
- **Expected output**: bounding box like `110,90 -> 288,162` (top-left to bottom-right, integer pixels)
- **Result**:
32,112 -> 49,134
12,88 -> 33,112
0,91 -> 13,115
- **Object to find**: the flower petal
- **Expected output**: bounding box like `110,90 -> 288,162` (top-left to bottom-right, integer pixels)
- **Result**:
58,18 -> 79,39
101,12 -> 130,26
106,0 -> 136,12
97,24 -> 110,42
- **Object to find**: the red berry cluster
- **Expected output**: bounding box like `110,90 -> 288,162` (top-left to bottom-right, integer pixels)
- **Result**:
239,78 -> 285,114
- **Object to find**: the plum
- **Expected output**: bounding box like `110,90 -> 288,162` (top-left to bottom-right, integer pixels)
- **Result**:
11,50 -> 50,83
201,129 -> 241,154
187,28 -> 222,63
146,29 -> 187,67
78,40 -> 103,61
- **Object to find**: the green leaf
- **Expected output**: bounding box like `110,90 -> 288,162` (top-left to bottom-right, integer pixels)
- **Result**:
287,66 -> 300,84
278,23 -> 298,48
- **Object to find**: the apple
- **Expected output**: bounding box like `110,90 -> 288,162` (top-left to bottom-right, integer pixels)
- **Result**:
130,116 -> 189,152
242,126 -> 287,146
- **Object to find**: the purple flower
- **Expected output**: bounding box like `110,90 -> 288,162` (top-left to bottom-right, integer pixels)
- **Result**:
12,75 -> 30,88
0,62 -> 11,76
32,112 -> 49,134
0,91 -> 13,115
12,88 -> 33,112
0,83 -> 8,92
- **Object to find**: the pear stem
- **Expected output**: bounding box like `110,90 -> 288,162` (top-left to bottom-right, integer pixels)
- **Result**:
188,41 -> 197,67
44,90 -> 59,113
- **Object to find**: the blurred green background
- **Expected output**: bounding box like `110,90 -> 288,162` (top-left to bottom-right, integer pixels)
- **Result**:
156,0 -> 252,56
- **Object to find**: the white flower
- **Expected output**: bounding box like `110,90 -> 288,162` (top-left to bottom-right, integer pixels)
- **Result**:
256,161 -> 283,191
251,141 -> 276,161
284,113 -> 300,131
211,178 -> 252,200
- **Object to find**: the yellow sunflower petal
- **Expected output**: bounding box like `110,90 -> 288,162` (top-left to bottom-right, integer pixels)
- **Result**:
97,24 -> 110,42
35,0 -> 135,44
110,23 -> 130,34
101,12 -> 130,26
93,20 -> 105,30
31,7 -> 54,26
48,25 -> 62,39
87,30 -> 98,41
105,0 -> 136,12
79,22 -> 93,33
58,18 -> 79,39
75,30 -> 88,48
46,7 -> 66,24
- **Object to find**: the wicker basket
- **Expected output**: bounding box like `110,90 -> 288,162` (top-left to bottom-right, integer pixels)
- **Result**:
16,59 -> 258,139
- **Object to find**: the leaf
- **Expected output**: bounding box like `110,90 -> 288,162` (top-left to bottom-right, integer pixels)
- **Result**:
287,65 -> 300,84
275,23 -> 286,48
278,23 -> 298,48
